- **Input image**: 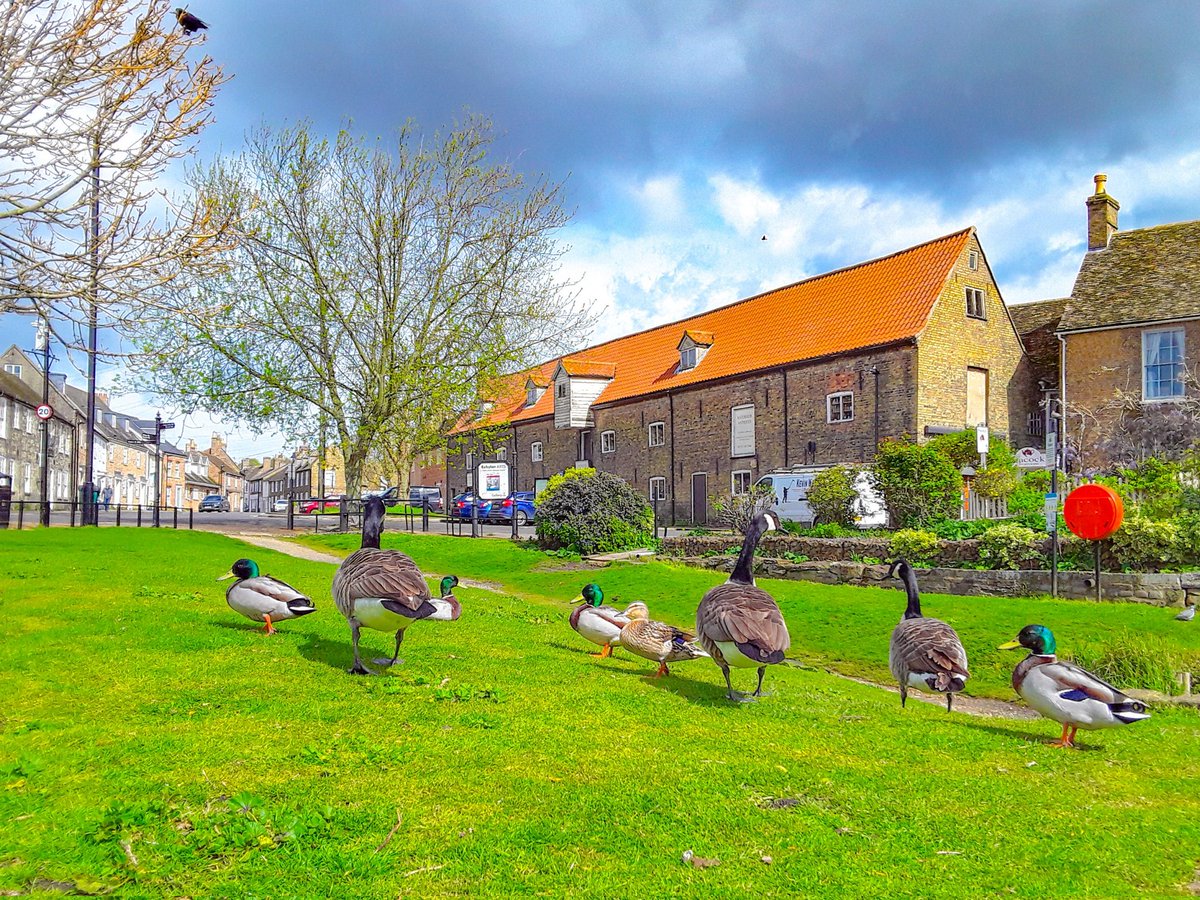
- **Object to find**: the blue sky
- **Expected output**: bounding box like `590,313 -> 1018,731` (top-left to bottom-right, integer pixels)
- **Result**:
4,0 -> 1200,459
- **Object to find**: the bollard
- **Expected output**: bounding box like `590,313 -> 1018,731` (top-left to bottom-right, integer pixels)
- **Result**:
188,508 -> 193,530
137,504 -> 142,527
173,507 -> 178,529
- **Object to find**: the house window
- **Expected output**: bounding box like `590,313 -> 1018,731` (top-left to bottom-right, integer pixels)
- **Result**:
3,364 -> 20,376
648,422 -> 665,447
966,367 -> 989,426
23,463 -> 31,495
731,405 -> 755,457
827,392 -> 854,423
496,446 -> 507,461
968,250 -> 979,270
649,477 -> 667,501
531,441 -> 543,462
25,409 -> 33,433
0,397 -> 7,439
556,382 -> 567,398
122,447 -> 129,465
601,430 -> 616,453
731,470 -> 752,495
527,385 -> 542,407
1143,328 -> 1185,401
966,287 -> 986,319
680,346 -> 697,371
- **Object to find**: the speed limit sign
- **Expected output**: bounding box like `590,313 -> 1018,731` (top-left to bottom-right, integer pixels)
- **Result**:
35,403 -> 53,421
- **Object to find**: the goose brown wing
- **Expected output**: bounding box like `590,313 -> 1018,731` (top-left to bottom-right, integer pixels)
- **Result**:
891,618 -> 969,677
696,583 -> 790,653
333,548 -> 430,618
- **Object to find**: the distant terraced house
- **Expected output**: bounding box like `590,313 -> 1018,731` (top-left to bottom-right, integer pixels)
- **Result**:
446,228 -> 1040,525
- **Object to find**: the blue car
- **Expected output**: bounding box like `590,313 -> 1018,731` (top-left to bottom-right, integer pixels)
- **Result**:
492,491 -> 536,525
450,492 -> 493,520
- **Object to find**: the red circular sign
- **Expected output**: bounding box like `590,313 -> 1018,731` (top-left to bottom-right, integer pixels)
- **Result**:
35,403 -> 53,421
1063,484 -> 1124,540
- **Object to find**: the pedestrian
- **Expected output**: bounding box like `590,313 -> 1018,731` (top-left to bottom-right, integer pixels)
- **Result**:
102,485 -> 112,511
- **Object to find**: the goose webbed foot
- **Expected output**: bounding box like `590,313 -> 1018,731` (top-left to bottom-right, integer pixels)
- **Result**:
372,657 -> 405,667
348,662 -> 376,676
348,621 -> 376,675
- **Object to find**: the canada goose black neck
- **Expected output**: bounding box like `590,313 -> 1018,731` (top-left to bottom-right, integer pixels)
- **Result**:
889,559 -> 922,619
731,511 -> 776,584
362,497 -> 385,549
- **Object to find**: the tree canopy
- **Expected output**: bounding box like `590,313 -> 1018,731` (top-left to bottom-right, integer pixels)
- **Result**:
132,117 -> 592,490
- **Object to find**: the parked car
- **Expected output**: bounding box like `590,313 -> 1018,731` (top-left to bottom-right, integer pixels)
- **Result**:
271,498 -> 289,513
198,494 -> 230,512
407,486 -> 443,511
365,485 -> 399,501
449,492 -> 493,520
300,498 -> 341,514
754,468 -> 886,528
491,491 -> 536,525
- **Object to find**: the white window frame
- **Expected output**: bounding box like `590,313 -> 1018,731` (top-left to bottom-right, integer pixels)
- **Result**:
0,397 -> 7,439
601,430 -> 616,453
968,250 -> 979,270
23,463 -> 31,495
648,476 -> 667,501
731,470 -> 752,496
731,404 -> 755,457
1142,327 -> 1186,402
3,363 -> 21,376
648,421 -> 665,448
25,409 -> 33,434
965,286 -> 986,319
531,441 -> 543,462
680,346 -> 697,371
827,391 -> 854,423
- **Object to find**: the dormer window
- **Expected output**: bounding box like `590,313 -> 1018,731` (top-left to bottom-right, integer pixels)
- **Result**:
525,376 -> 548,408
677,330 -> 714,372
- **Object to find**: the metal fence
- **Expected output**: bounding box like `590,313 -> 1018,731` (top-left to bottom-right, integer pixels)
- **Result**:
1,500 -> 194,530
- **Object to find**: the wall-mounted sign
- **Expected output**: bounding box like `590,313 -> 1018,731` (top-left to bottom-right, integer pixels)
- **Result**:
476,462 -> 510,499
1015,446 -> 1048,469
731,405 -> 755,457
975,424 -> 989,454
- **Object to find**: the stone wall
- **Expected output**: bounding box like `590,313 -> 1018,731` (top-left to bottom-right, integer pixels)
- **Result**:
669,551 -> 1200,605
662,534 -> 984,565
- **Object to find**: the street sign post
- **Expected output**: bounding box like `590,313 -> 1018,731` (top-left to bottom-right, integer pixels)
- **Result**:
35,403 -> 53,421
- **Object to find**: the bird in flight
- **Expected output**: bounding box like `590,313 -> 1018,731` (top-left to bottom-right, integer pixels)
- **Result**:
175,8 -> 208,35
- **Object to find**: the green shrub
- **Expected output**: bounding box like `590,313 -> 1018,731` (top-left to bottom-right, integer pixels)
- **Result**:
928,518 -> 995,540
869,439 -> 962,528
1109,516 -> 1181,572
1175,512 -> 1200,568
1117,458 -> 1183,519
1065,631 -> 1197,694
977,523 -> 1043,570
710,484 -> 775,535
534,468 -> 654,555
803,522 -> 861,538
927,429 -> 1018,498
887,529 -> 942,567
808,465 -> 860,527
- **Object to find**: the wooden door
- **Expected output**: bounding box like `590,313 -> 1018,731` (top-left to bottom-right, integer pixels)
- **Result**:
691,473 -> 708,525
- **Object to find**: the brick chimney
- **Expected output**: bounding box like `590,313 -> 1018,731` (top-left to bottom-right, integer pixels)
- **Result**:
210,433 -> 225,453
1086,173 -> 1119,250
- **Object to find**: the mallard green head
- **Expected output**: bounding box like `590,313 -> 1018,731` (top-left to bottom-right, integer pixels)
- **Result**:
218,558 -> 258,582
572,583 -> 603,607
998,624 -> 1056,655
440,575 -> 459,597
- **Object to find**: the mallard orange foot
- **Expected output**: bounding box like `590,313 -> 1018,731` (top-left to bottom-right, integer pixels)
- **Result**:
1049,723 -> 1078,748
592,643 -> 613,659
263,614 -> 276,635
652,661 -> 670,678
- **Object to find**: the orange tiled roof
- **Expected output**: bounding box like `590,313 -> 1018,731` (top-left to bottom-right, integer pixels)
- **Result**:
452,229 -> 972,433
680,329 -> 715,346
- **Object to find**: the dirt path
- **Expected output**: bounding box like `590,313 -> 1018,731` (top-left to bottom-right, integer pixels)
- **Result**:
228,533 -> 504,593
835,671 -> 1038,719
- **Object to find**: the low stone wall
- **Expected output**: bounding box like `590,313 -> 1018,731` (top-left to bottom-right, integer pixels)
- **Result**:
670,553 -> 1200,605
665,534 -> 985,565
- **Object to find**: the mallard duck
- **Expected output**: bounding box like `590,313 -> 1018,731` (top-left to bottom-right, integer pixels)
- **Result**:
332,497 -> 461,675
695,510 -> 791,701
999,624 -> 1151,748
887,558 -> 969,711
569,583 -> 633,657
1175,598 -> 1195,621
217,558 -> 316,634
612,602 -> 709,676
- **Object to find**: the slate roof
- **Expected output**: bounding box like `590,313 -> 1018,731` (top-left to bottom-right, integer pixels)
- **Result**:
1007,298 -> 1068,384
455,228 -> 973,433
1060,220 -> 1200,332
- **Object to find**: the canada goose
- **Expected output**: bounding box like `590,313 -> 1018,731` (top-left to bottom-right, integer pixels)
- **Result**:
217,558 -> 316,634
999,624 -> 1150,748
887,559 -> 969,711
695,510 -> 790,701
332,497 -> 460,674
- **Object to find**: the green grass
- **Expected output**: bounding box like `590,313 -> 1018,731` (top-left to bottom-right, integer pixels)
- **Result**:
0,528 -> 1198,898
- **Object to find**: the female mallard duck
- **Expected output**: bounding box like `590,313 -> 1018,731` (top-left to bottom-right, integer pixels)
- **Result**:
611,602 -> 708,677
887,558 -> 969,711
217,558 -> 316,634
569,583 -> 633,658
332,497 -> 461,674
695,510 -> 790,701
999,624 -> 1150,748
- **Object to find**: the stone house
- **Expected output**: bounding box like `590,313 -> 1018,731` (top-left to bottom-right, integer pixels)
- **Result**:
206,434 -> 245,511
0,346 -> 80,507
1013,175 -> 1200,469
447,228 -> 1039,524
241,460 -> 267,512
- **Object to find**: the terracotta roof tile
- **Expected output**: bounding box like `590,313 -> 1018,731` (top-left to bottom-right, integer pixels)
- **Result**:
452,229 -> 971,433
680,329 -> 715,346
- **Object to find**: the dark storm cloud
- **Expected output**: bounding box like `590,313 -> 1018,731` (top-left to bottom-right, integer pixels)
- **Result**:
202,1 -> 1200,203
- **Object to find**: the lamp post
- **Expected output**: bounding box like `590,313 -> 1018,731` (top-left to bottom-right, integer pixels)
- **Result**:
81,134 -> 101,526
136,415 -> 174,527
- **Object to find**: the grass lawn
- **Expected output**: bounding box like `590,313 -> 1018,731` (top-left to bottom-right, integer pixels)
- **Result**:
1,528 -> 1198,898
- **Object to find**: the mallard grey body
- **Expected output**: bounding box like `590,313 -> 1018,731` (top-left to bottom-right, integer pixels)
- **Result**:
333,498 -> 461,674
1000,624 -> 1150,747
218,559 -> 315,634
569,602 -> 629,648
695,511 -> 790,701
887,559 -> 969,711
616,602 -> 708,676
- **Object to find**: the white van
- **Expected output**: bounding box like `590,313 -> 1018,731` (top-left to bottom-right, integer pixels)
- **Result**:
755,467 -> 887,529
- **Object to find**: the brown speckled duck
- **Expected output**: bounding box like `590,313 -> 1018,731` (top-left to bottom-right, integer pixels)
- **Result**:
610,602 -> 709,676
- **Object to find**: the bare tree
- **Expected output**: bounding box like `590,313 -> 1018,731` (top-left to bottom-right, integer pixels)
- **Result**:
131,117 -> 593,491
1,0 -> 228,325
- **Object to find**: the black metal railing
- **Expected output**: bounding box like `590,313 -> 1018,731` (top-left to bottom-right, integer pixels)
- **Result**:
1,500 -> 194,530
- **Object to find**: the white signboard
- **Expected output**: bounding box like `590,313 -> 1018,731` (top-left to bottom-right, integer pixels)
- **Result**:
1046,430 -> 1057,460
731,405 -> 755,457
1043,492 -> 1058,534
1015,447 -> 1048,469
975,424 -> 989,454
476,462 -> 510,499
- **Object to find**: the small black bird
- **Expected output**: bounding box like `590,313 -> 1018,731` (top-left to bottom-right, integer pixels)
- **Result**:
175,7 -> 208,35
